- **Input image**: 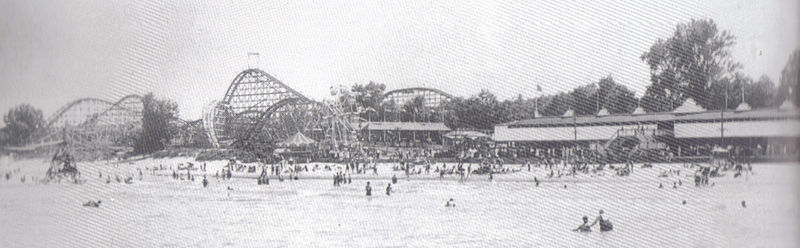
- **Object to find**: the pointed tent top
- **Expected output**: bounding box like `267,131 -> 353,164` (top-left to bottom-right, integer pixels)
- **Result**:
735,102 -> 751,111
562,109 -> 574,117
632,106 -> 646,115
778,99 -> 797,111
277,132 -> 317,147
596,108 -> 609,116
674,98 -> 705,113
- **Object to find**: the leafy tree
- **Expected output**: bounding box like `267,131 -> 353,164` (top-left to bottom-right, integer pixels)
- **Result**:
540,92 -> 572,117
641,19 -> 740,110
571,83 -> 599,115
401,96 -> 426,122
502,94 -> 537,121
707,72 -> 746,110
379,99 -> 400,122
0,129 -> 8,147
592,76 -> 639,114
135,93 -> 179,154
778,50 -> 800,106
1,104 -> 45,146
351,81 -> 386,120
640,81 -> 674,113
745,75 -> 777,109
442,90 -> 508,130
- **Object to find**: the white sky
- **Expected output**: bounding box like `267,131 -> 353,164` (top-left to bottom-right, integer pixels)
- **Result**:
1,0 -> 797,121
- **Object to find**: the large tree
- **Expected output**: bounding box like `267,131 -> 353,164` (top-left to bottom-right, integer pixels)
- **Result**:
502,94 -> 537,121
778,50 -> 800,106
1,104 -> 45,146
535,76 -> 639,116
745,75 -> 776,109
442,90 -> 508,130
135,93 -> 179,154
641,19 -> 740,111
539,92 -> 572,117
599,77 -> 639,114
570,84 -> 598,116
707,72 -> 746,110
351,81 -> 386,120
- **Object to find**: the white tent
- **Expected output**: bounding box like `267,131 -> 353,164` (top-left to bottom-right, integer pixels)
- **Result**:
778,99 -> 796,111
674,98 -> 705,113
632,106 -> 646,115
596,108 -> 609,116
277,132 -> 317,147
735,102 -> 751,111
562,109 -> 574,117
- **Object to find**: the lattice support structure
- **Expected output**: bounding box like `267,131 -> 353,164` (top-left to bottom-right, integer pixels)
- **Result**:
204,68 -> 358,152
30,95 -> 145,159
382,87 -> 454,109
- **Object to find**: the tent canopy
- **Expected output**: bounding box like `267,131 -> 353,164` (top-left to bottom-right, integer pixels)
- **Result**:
277,132 -> 317,147
674,98 -> 705,113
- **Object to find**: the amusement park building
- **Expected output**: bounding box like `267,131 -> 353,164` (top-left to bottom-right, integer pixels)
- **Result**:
493,99 -> 800,159
355,121 -> 451,147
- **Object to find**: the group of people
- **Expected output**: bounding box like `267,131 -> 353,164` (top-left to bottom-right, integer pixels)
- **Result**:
344,161 -> 377,175
574,210 -> 613,232
333,171 -> 351,186
363,180 -> 394,196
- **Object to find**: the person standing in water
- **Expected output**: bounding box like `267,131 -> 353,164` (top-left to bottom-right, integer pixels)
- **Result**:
202,175 -> 208,188
590,210 -> 613,231
573,216 -> 591,232
386,183 -> 392,196
365,181 -> 372,196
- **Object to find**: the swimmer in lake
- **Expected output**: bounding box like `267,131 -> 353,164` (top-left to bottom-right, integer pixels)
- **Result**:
445,198 -> 455,207
82,200 -> 102,208
590,210 -> 613,232
386,183 -> 392,196
573,216 -> 591,232
365,181 -> 372,196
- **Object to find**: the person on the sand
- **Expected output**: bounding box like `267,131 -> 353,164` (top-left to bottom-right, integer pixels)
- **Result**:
573,216 -> 591,232
365,181 -> 372,196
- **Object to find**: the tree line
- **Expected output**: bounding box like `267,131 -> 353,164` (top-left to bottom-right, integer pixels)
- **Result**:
341,19 -> 798,131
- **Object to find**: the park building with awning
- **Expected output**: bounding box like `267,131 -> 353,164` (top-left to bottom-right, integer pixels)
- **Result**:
492,98 -> 800,161
354,121 -> 451,148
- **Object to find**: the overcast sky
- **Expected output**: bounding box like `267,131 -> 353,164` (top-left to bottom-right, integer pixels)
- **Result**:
1,0 -> 797,121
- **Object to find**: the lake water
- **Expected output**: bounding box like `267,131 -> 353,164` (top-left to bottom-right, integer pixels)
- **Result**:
1,157 -> 798,247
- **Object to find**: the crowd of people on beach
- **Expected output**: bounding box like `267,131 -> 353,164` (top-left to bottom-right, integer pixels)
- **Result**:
1,146 -> 760,235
